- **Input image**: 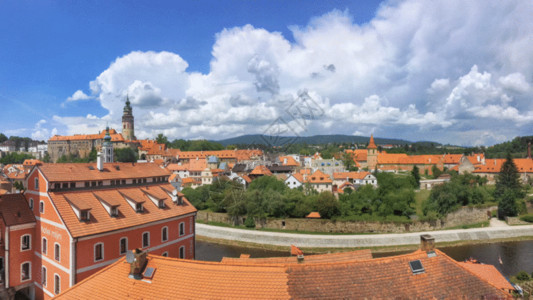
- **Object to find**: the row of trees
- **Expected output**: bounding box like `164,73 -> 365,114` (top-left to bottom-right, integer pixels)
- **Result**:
183,172 -> 419,221
423,153 -> 526,219
0,152 -> 35,164
155,134 -> 225,151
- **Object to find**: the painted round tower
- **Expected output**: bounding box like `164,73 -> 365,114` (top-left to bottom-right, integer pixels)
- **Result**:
122,96 -> 136,141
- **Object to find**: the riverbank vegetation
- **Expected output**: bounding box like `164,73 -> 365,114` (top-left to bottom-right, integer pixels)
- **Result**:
183,172 -> 420,222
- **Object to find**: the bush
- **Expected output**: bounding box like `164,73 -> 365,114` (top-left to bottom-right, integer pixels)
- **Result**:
519,214 -> 533,223
516,271 -> 531,281
244,216 -> 255,228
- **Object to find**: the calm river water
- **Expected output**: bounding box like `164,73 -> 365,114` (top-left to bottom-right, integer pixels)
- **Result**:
196,240 -> 533,278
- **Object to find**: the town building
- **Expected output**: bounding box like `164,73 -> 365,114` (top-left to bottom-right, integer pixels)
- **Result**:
0,193 -> 36,300
53,235 -> 512,299
47,99 -> 137,162
18,161 -> 196,299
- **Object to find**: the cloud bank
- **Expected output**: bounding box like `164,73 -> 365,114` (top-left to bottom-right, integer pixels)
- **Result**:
53,0 -> 533,146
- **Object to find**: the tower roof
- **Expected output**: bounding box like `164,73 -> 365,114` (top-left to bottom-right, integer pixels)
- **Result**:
367,134 -> 377,149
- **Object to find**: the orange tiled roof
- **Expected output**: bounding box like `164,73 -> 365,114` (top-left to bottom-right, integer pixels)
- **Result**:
442,154 -> 463,164
367,134 -> 377,149
49,183 -> 196,238
377,153 -> 409,164
55,249 -> 510,299
306,212 -> 321,218
250,165 -> 272,176
23,159 -> 42,166
38,162 -> 170,182
279,156 -> 300,167
0,193 -> 36,226
166,163 -> 188,171
49,129 -> 125,142
333,171 -> 371,181
345,149 -> 368,162
474,158 -> 533,174
221,249 -> 373,265
307,170 -> 332,184
458,261 -> 514,291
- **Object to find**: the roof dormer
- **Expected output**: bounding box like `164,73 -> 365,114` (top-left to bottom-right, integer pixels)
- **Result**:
93,193 -> 120,218
142,189 -> 166,209
65,195 -> 92,222
119,191 -> 145,213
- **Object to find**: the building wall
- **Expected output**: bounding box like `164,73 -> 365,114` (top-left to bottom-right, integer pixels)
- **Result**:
74,214 -> 195,282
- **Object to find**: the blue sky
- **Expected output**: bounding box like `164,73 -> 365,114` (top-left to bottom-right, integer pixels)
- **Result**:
1,0 -> 532,146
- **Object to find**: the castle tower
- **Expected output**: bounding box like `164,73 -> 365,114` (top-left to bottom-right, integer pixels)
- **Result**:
122,96 -> 135,141
367,134 -> 378,171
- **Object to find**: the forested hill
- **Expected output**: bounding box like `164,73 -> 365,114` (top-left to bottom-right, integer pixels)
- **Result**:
484,136 -> 533,158
215,134 -> 413,147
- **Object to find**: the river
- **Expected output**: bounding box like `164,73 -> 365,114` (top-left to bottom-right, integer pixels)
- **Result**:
196,240 -> 533,278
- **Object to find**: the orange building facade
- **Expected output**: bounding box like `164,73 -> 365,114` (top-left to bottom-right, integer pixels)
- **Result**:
18,162 -> 196,300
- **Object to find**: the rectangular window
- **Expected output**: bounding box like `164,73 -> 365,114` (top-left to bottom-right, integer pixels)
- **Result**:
39,201 -> 44,213
54,244 -> 60,261
162,227 -> 168,242
94,243 -> 103,261
179,222 -> 185,236
29,198 -> 34,210
21,262 -> 31,281
119,238 -> 127,255
179,246 -> 185,259
136,203 -> 143,213
42,238 -> 47,254
111,207 -> 118,217
35,177 -> 39,189
70,182 -> 76,188
54,274 -> 60,294
142,232 -> 150,248
21,235 -> 31,251
42,267 -> 47,286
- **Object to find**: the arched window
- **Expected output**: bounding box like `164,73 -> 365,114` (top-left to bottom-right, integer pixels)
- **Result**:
42,266 -> 47,286
54,274 -> 61,294
29,198 -> 34,210
42,237 -> 47,254
54,243 -> 60,262
161,226 -> 168,242
142,232 -> 150,248
21,234 -> 31,251
179,222 -> 185,236
21,262 -> 31,281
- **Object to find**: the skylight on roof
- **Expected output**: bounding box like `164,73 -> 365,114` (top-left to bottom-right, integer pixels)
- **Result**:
409,260 -> 425,274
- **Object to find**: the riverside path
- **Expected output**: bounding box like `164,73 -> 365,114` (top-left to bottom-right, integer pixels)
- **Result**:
196,222 -> 533,248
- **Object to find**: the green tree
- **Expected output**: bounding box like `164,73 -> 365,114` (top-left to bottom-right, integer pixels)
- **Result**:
0,133 -> 7,143
411,165 -> 421,187
495,153 -> 523,219
114,147 -> 138,162
316,191 -> 340,219
156,133 -> 168,145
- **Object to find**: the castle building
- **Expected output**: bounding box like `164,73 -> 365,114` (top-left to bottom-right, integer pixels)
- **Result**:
122,97 -> 135,141
47,98 -> 137,162
11,162 -> 197,299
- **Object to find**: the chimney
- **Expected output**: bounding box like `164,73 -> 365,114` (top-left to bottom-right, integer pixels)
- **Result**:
128,248 -> 148,280
297,254 -> 304,263
97,152 -> 104,171
420,234 -> 435,252
528,142 -> 531,159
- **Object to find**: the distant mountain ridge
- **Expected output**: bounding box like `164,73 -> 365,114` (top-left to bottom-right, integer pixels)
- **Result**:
215,134 -> 417,147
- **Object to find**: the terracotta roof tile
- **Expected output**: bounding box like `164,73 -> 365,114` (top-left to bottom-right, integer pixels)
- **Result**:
38,162 -> 169,182
0,193 -> 35,226
49,183 -> 196,238
250,165 -> 272,176
56,249 -> 511,299
221,249 -> 372,265
306,212 -> 321,218
367,134 -> 377,149
333,171 -> 371,180
458,261 -> 514,291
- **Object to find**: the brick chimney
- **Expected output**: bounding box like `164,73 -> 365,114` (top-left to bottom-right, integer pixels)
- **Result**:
128,248 -> 148,280
420,234 -> 435,252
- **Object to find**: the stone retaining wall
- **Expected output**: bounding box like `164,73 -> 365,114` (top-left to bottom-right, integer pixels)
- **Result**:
196,206 -> 496,233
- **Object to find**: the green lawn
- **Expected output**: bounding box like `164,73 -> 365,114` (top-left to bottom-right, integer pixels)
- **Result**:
414,189 -> 430,216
